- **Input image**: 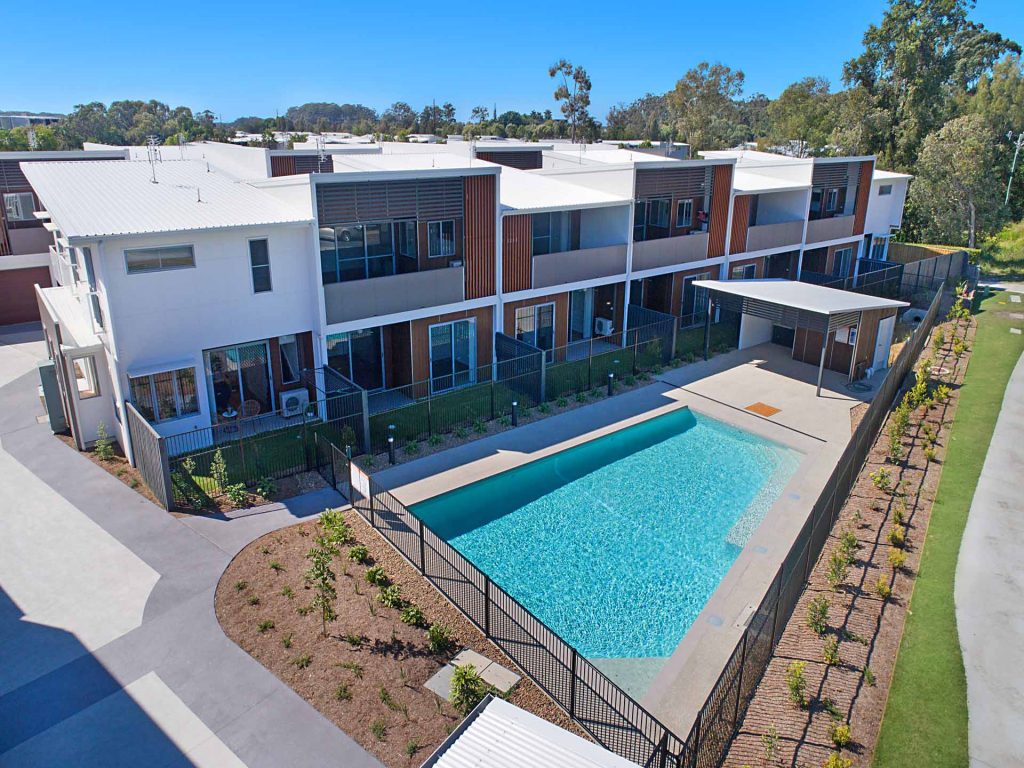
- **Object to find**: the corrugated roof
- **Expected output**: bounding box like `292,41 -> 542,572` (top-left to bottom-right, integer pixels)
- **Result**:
873,169 -> 913,181
692,278 -> 909,315
733,168 -> 809,193
500,167 -> 631,214
425,696 -> 640,768
21,160 -> 311,240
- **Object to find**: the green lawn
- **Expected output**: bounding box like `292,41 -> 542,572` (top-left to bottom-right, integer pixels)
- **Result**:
874,289 -> 1024,767
977,220 -> 1024,278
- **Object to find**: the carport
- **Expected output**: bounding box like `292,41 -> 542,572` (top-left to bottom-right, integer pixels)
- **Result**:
693,279 -> 909,395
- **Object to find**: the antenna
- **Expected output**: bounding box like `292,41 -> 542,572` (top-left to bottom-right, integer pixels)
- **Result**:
178,133 -> 186,160
316,135 -> 327,172
27,129 -> 37,150
146,135 -> 160,183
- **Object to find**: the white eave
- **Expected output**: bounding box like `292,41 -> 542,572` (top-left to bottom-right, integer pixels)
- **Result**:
692,278 -> 909,315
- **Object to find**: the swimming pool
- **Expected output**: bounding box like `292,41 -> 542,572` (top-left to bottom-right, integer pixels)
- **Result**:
410,407 -> 800,696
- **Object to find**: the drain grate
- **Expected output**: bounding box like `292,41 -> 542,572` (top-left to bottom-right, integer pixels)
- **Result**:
745,401 -> 781,417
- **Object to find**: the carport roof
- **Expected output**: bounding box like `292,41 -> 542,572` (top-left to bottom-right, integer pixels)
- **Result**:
692,279 -> 908,316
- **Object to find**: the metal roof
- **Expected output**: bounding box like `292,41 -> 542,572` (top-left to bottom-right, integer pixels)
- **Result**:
21,159 -> 311,241
423,696 -> 640,768
499,168 -> 631,214
693,278 -> 909,315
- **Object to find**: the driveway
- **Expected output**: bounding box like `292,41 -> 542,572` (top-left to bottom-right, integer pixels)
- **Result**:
955,348 -> 1024,768
0,324 -> 381,767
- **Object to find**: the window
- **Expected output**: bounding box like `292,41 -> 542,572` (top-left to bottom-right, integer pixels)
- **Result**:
326,328 -> 384,391
871,237 -> 887,260
878,184 -> 893,196
125,245 -> 195,274
429,319 -> 476,393
731,263 -> 757,280
72,356 -> 100,399
825,189 -> 839,212
647,198 -> 670,228
515,303 -> 555,360
532,211 -> 573,256
278,334 -> 302,384
249,239 -> 272,293
832,247 -> 854,277
633,201 -> 647,241
676,199 -> 693,228
3,192 -> 35,221
395,220 -> 418,260
427,220 -> 456,258
325,222 -> 396,283
128,367 -> 198,423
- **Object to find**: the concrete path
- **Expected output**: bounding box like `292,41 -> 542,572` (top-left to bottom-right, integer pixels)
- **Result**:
0,325 -> 381,767
955,349 -> 1024,768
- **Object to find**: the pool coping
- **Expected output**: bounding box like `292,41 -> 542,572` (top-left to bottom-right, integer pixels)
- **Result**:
373,355 -> 861,739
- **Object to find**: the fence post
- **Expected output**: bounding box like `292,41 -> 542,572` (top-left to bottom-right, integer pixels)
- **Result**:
359,388 -> 371,456
418,517 -> 426,574
157,436 -> 174,511
426,391 -> 433,436
302,412 -> 311,472
484,576 -> 491,638
670,320 -> 679,363
569,648 -> 578,719
733,632 -> 749,726
540,353 -> 548,402
632,331 -> 639,374
587,338 -> 594,390
489,379 -> 495,421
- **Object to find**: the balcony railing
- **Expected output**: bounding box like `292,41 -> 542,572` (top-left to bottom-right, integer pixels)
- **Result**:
745,220 -> 804,252
323,266 -> 465,325
805,215 -> 855,244
532,243 -> 628,289
631,232 -> 709,272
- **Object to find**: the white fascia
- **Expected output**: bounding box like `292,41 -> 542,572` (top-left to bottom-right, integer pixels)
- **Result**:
321,296 -> 499,337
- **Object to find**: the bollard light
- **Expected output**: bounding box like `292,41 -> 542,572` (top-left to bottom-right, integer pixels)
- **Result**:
387,435 -> 396,465
511,400 -> 518,427
607,371 -> 615,397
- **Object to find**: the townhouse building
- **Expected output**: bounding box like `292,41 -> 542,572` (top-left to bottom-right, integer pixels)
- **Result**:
21,140 -> 909,457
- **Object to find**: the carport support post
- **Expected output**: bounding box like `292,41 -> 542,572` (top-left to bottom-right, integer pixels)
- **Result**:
816,327 -> 828,397
703,296 -> 713,361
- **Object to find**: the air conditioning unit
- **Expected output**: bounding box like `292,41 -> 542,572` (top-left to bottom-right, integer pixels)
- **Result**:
279,388 -> 309,418
595,317 -> 614,337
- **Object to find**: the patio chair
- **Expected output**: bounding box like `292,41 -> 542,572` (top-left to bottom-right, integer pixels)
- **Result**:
240,399 -> 262,418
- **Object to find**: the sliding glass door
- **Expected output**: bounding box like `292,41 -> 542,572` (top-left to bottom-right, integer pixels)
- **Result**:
429,319 -> 476,394
515,303 -> 555,361
569,288 -> 594,341
325,327 -> 385,391
204,341 -> 273,422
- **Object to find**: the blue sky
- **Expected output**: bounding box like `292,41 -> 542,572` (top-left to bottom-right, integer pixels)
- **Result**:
2,0 -> 1021,123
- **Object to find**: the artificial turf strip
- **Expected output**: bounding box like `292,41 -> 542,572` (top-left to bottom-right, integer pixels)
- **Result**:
873,291 -> 1024,768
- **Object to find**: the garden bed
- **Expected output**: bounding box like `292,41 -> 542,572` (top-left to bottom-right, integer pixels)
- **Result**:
216,507 -> 578,767
723,296 -> 975,768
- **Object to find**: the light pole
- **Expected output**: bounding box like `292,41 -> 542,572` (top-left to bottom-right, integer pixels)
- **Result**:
1007,130 -> 1024,207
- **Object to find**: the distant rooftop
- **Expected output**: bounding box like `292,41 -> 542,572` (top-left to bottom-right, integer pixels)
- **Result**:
21,159 -> 311,241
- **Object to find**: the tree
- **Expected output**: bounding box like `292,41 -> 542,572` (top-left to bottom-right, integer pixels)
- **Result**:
908,114 -> 1006,247
305,534 -> 339,637
830,86 -> 893,156
767,77 -> 835,155
737,93 -> 771,142
842,0 -> 1019,169
548,59 -> 592,143
667,62 -> 745,152
605,93 -> 668,140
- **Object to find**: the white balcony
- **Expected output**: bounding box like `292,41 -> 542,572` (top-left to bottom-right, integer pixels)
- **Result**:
532,243 -> 628,289
323,266 -> 465,325
805,216 -> 855,244
745,220 -> 804,252
631,233 -> 710,272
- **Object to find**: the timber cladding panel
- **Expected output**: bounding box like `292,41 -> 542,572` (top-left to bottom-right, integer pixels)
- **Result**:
793,327 -> 854,375
409,307 -> 493,383
501,214 -> 532,293
0,266 -> 51,324
730,194 -> 752,255
707,164 -> 733,257
502,292 -> 570,349
463,175 -> 497,299
270,156 -> 296,177
853,159 -> 874,235
476,151 -> 542,170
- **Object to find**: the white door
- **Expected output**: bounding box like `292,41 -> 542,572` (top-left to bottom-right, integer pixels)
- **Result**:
873,315 -> 896,371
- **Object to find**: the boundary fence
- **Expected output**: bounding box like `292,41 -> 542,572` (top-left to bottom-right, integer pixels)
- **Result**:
322,447 -> 691,767
681,285 -> 944,768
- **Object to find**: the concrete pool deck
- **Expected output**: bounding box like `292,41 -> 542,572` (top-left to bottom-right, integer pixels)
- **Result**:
374,342 -> 881,736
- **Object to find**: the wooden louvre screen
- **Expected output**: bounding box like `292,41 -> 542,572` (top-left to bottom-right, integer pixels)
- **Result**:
635,166 -> 710,199
293,154 -> 334,174
811,161 -> 855,188
316,177 -> 466,224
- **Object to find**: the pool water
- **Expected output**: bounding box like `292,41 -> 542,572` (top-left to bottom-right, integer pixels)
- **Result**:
410,408 -> 800,695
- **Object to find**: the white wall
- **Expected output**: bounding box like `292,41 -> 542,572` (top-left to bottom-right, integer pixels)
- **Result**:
738,314 -> 774,349
864,178 -> 909,235
536,166 -> 635,197
580,205 -> 630,248
94,224 -> 318,439
753,190 -> 808,225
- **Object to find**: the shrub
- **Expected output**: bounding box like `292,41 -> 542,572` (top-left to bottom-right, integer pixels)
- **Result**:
498,415 -> 511,427
404,739 -> 422,758
839,531 -> 858,564
292,654 -> 312,669
455,426 -> 469,439
936,383 -> 951,402
210,448 -> 230,490
785,661 -> 808,708
370,718 -> 388,741
343,632 -> 365,647
822,636 -> 841,666
334,683 -> 352,701
575,391 -> 587,403
760,726 -> 779,764
427,623 -> 454,654
875,577 -> 892,600
377,584 -> 403,609
807,595 -> 830,636
400,605 -> 426,626
365,566 -> 388,586
823,751 -> 853,768
305,535 -> 339,637
827,722 -> 851,748
94,422 -> 115,461
281,632 -> 293,648
257,619 -> 274,633
953,337 -> 967,358
347,545 -> 369,563
403,440 -> 420,455
280,585 -> 294,599
932,329 -> 945,353
870,467 -> 893,493
886,423 -> 904,462
556,396 -> 569,407
826,551 -> 849,591
887,524 -> 906,548
428,433 -> 443,447
225,483 -> 249,507
450,664 -> 490,715
269,560 -> 284,572
888,546 -> 906,571
473,417 -> 487,434
893,498 -> 907,526
255,476 -> 277,499
320,509 -> 352,545
247,595 -> 260,606
924,446 -> 938,462
538,402 -> 551,414
234,580 -> 248,592
863,665 -> 876,687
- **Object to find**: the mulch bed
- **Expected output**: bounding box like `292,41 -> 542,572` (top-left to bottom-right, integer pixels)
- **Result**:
723,308 -> 975,768
216,506 -> 579,768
